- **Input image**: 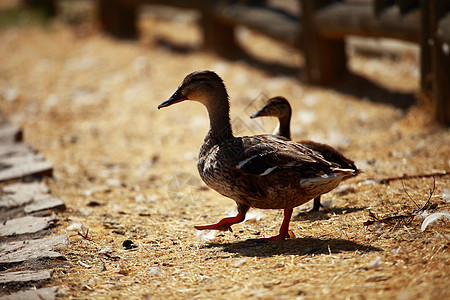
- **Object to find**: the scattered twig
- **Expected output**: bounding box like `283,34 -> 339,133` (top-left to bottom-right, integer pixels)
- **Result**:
411,177 -> 436,215
402,180 -> 420,209
67,223 -> 91,240
78,260 -> 92,268
364,178 -> 438,227
376,170 -> 448,184
139,242 -> 152,254
77,225 -> 90,240
364,211 -> 413,227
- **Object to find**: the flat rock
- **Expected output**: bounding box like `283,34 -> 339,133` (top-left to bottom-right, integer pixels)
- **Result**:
0,160 -> 53,182
0,144 -> 32,157
24,197 -> 65,214
0,269 -> 53,284
1,153 -> 46,165
0,182 -> 49,208
2,182 -> 49,195
0,122 -> 22,144
0,286 -> 58,300
0,234 -> 67,265
0,216 -> 55,237
0,144 -> 53,182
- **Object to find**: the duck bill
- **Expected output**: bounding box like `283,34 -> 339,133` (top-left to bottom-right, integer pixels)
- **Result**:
250,108 -> 268,119
158,89 -> 187,109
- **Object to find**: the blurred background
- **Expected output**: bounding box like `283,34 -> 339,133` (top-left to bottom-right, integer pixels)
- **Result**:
2,0 -> 448,122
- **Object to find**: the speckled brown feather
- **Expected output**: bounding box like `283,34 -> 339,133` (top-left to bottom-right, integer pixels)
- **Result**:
197,132 -> 354,210
299,140 -> 358,172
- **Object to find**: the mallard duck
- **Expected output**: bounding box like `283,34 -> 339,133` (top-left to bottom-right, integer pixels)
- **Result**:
250,96 -> 359,214
158,70 -> 358,241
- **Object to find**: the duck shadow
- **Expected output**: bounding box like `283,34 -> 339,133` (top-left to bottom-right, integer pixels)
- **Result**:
294,206 -> 368,221
203,236 -> 382,257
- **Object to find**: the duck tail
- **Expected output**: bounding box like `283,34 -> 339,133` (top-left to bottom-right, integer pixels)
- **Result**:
333,167 -> 360,176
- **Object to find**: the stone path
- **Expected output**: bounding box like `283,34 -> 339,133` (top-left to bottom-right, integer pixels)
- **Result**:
0,113 -> 65,299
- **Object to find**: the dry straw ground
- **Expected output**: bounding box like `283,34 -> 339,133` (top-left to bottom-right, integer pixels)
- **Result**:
0,4 -> 449,299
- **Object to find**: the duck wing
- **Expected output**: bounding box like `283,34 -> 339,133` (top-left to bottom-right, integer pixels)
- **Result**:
228,135 -> 344,177
299,140 -> 358,172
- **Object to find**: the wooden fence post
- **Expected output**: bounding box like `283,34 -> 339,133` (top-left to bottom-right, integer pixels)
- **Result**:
421,0 -> 450,126
23,0 -> 56,17
374,0 -> 395,16
420,0 -> 433,98
199,0 -> 241,57
299,0 -> 347,85
98,0 -> 138,39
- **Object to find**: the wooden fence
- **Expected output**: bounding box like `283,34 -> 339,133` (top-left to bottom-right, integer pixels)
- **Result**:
27,0 -> 450,125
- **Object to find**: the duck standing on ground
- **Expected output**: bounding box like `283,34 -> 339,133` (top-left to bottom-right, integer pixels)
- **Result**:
250,96 -> 359,214
158,70 -> 358,241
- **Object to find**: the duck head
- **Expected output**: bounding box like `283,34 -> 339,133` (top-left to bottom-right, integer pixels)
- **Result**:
250,96 -> 292,119
158,70 -> 228,109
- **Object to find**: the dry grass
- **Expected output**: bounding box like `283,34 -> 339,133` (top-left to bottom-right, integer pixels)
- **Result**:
0,7 -> 449,299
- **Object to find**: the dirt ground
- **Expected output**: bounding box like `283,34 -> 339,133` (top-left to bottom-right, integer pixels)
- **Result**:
0,4 -> 449,299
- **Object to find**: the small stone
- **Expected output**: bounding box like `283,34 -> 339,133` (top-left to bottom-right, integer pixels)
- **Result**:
106,178 -> 121,187
147,267 -> 164,276
122,240 -> 137,250
231,258 -> 247,267
134,194 -> 146,203
368,256 -> 382,269
442,188 -> 450,203
87,201 -> 102,207
98,246 -> 113,254
3,88 -> 20,102
66,222 -> 83,231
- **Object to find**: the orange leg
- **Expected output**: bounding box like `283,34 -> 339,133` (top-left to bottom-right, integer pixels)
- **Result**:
194,212 -> 246,232
195,205 -> 249,232
259,208 -> 293,241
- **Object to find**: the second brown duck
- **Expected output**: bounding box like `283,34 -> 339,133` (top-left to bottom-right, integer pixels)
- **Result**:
251,96 -> 359,213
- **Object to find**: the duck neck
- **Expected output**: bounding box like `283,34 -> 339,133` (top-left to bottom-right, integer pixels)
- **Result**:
275,114 -> 291,140
205,97 -> 233,145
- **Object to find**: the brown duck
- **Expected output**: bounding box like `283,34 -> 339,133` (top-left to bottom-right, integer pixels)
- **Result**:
250,96 -> 359,213
158,71 -> 358,241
